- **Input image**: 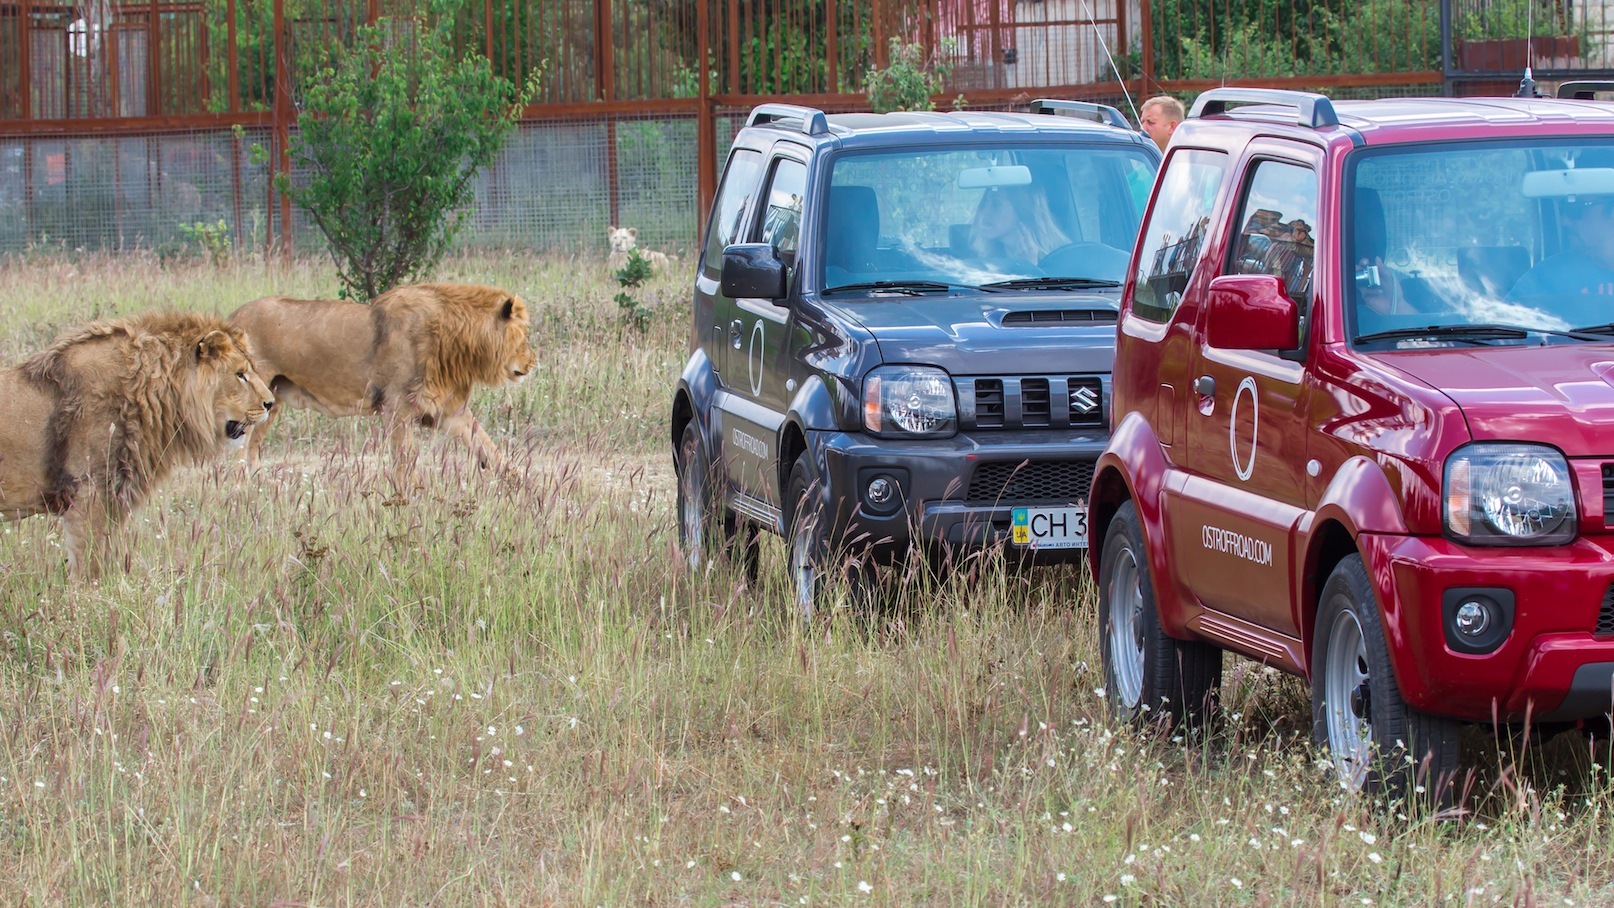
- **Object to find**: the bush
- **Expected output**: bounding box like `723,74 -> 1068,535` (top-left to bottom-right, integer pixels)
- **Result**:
864,38 -> 955,114
279,14 -> 537,300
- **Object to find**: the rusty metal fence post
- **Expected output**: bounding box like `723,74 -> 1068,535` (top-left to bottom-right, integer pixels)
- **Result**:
697,0 -> 715,225
273,0 -> 291,257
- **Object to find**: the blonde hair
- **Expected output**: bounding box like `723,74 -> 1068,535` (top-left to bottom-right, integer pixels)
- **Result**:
1142,95 -> 1185,123
971,185 -> 1069,263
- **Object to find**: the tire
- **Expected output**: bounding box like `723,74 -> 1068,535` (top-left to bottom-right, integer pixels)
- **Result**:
786,454 -> 833,619
1097,501 -> 1222,731
1311,554 -> 1463,807
676,420 -> 757,578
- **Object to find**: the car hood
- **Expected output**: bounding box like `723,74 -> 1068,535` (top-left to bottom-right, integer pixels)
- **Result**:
1380,343 -> 1614,456
827,293 -> 1119,375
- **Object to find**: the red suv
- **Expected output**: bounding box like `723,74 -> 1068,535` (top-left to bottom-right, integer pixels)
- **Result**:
1092,85 -> 1614,802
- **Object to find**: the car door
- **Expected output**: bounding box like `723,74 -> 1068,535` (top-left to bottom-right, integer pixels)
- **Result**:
1169,146 -> 1321,636
696,148 -> 766,377
718,151 -> 809,507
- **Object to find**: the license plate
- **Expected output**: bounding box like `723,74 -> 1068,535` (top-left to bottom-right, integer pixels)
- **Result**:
1011,506 -> 1089,549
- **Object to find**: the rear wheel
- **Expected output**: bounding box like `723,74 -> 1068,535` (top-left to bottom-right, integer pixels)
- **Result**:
676,420 -> 757,578
1311,554 -> 1463,806
1097,501 -> 1222,730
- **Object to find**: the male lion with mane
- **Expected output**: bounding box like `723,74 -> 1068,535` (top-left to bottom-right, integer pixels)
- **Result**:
0,312 -> 275,580
227,282 -> 536,486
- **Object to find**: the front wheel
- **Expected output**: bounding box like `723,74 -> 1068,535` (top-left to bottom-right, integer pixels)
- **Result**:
1097,501 -> 1222,731
676,420 -> 757,578
1311,554 -> 1463,806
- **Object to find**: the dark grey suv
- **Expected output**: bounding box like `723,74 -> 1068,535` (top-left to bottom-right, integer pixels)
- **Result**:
670,100 -> 1160,613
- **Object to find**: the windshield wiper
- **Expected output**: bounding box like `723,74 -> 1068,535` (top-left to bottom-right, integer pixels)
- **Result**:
823,280 -> 955,296
1569,321 -> 1614,337
1355,323 -> 1605,345
980,277 -> 1121,291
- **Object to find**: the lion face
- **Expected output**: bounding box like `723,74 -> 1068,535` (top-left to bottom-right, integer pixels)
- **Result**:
197,330 -> 275,441
500,295 -> 538,385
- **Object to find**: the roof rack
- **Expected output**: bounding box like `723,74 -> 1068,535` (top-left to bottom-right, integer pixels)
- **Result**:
1557,80 -> 1614,99
746,103 -> 830,136
1189,88 -> 1339,129
1028,99 -> 1131,131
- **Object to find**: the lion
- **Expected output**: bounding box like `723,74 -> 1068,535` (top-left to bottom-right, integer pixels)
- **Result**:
0,311 -> 275,580
608,226 -> 671,270
226,282 -> 537,486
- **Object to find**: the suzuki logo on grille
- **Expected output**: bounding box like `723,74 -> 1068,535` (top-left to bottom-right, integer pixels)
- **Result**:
1070,385 -> 1100,414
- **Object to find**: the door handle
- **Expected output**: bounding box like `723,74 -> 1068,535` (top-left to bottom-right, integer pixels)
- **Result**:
1194,375 -> 1216,396
730,319 -> 744,348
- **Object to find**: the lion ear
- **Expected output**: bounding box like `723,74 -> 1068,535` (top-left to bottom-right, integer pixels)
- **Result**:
500,298 -> 516,320
628,227 -> 638,238
196,330 -> 234,364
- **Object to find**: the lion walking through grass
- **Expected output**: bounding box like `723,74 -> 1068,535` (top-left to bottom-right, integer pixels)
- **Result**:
0,311 -> 275,580
227,282 -> 537,487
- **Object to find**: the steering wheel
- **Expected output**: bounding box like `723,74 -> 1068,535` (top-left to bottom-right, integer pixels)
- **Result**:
1039,242 -> 1132,281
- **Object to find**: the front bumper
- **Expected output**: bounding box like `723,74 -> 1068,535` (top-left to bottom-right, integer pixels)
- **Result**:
813,428 -> 1108,563
1359,531 -> 1614,723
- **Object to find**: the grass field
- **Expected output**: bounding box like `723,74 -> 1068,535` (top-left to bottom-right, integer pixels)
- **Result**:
1,252 -> 1613,906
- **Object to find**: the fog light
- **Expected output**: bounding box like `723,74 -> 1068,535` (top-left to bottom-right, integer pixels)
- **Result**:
1454,600 -> 1492,637
867,476 -> 895,506
1442,588 -> 1514,654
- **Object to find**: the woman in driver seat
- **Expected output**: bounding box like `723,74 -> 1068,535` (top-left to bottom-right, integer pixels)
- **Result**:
970,185 -> 1068,267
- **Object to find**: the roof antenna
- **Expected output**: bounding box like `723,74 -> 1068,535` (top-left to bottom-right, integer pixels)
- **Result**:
1082,1 -> 1139,125
1515,0 -> 1540,97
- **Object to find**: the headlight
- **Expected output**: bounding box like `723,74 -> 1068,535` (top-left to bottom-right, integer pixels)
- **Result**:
863,366 -> 957,437
1444,443 -> 1577,546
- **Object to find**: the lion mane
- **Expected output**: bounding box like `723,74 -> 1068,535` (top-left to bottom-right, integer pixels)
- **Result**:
227,282 -> 536,485
0,311 -> 274,579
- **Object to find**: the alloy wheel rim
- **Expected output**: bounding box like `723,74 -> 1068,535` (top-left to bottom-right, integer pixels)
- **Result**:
680,457 -> 704,572
1323,605 -> 1373,791
1107,543 -> 1145,710
790,514 -> 818,620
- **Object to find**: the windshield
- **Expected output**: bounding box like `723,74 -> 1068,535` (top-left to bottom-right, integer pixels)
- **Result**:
822,144 -> 1156,293
1349,139 -> 1614,343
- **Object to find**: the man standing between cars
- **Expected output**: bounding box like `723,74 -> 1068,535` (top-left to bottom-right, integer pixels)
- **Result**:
1140,96 -> 1185,151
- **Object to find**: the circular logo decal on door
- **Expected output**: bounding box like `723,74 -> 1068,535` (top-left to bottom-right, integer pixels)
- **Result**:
748,321 -> 766,396
1229,376 -> 1259,482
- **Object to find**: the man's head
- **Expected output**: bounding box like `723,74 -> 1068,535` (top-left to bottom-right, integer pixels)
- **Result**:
1140,96 -> 1185,151
1566,195 -> 1614,267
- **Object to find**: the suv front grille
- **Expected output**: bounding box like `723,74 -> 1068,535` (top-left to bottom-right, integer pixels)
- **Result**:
1599,584 -> 1614,636
1022,378 -> 1051,427
975,379 -> 1004,427
967,460 -> 1095,504
958,375 -> 1104,429
1603,464 -> 1614,526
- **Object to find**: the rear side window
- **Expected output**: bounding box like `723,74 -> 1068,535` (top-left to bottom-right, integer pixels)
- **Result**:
1228,160 -> 1319,308
1133,149 -> 1229,322
701,149 -> 765,277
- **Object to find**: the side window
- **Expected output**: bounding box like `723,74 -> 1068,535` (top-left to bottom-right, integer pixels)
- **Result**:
1133,149 -> 1229,322
754,157 -> 808,269
701,149 -> 765,278
1229,160 -> 1319,309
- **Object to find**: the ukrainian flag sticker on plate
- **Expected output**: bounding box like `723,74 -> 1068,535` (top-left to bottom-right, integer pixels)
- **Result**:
1012,508 -> 1030,544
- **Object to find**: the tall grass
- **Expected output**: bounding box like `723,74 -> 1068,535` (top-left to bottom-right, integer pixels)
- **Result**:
1,252 -> 1612,905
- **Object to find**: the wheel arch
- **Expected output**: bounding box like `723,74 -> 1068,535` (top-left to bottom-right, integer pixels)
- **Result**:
1299,518 -> 1359,677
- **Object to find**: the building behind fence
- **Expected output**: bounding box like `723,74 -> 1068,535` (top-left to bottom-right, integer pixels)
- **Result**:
2,0 -> 1612,259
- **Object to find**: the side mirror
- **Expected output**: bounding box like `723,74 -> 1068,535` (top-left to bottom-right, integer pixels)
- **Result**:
720,244 -> 788,300
1205,274 -> 1299,350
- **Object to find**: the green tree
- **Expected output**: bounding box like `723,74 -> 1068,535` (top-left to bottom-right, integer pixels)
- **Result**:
865,37 -> 954,113
279,14 -> 537,300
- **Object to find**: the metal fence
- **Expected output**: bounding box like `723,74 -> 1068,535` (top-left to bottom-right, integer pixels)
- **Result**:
2,0 -> 1612,258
